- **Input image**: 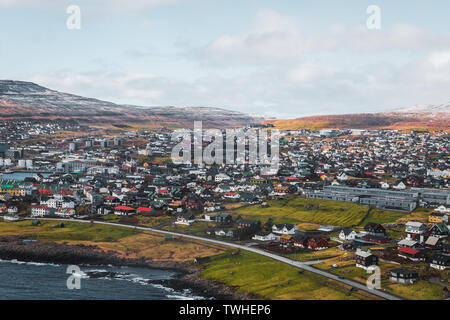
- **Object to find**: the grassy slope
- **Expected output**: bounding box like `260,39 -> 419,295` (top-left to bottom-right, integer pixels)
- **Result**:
328,262 -> 446,300
0,220 -> 137,242
232,196 -> 407,227
199,251 -> 379,300
0,220 -> 226,262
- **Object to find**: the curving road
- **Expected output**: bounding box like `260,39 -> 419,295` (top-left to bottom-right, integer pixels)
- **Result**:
28,217 -> 402,300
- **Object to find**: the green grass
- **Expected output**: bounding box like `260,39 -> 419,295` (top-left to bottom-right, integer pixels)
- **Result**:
284,247 -> 343,262
384,281 -> 446,300
231,196 -> 408,228
163,221 -> 218,236
360,209 -> 409,225
232,196 -> 369,227
199,251 -> 377,300
0,220 -> 139,242
329,261 -> 447,300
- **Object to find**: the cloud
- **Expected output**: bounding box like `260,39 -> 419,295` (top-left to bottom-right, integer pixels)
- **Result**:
12,8 -> 450,119
197,9 -> 450,66
24,49 -> 450,120
0,0 -> 182,12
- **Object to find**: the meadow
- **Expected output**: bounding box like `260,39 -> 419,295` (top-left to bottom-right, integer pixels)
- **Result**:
199,251 -> 380,300
231,196 -> 407,227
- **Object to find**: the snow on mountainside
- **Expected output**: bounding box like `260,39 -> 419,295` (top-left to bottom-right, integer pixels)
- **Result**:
392,103 -> 450,114
0,80 -> 266,128
264,102 -> 450,130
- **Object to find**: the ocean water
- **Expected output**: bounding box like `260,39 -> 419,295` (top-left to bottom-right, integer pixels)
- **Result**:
0,259 -> 205,300
1,172 -> 52,181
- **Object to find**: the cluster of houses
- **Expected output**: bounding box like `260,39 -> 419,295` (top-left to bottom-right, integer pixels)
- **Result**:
0,123 -> 448,280
340,217 -> 449,283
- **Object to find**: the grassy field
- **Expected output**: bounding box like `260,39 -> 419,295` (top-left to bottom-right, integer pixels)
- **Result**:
322,260 -> 447,300
199,251 -> 380,300
360,209 -> 410,225
284,247 -> 345,262
383,280 -> 446,300
0,220 -> 138,242
0,220 -> 227,262
64,231 -> 228,262
231,196 -> 409,228
163,221 -> 218,236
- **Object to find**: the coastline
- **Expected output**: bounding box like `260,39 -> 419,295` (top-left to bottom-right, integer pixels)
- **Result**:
0,235 -> 252,300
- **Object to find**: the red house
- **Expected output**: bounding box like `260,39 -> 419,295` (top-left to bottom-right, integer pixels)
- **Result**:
38,189 -> 53,196
398,247 -> 425,262
306,236 -> 329,250
136,207 -> 155,215
114,206 -> 136,216
59,189 -> 73,196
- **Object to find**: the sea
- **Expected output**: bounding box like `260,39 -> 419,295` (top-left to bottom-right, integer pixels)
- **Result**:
1,172 -> 52,181
0,259 -> 206,300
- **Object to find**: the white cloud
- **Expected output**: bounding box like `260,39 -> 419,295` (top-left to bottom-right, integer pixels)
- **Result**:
24,49 -> 450,119
12,8 -> 450,119
427,50 -> 450,68
199,9 -> 450,66
0,0 -> 182,12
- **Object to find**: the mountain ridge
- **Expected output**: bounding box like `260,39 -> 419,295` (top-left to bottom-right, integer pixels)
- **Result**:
1,80 -> 448,130
0,80 -> 267,128
264,103 -> 450,130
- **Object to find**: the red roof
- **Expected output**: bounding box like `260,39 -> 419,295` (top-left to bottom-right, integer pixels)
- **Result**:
136,207 -> 154,212
114,206 -> 135,211
30,205 -> 51,210
59,189 -> 73,195
38,189 -> 53,195
398,247 -> 420,255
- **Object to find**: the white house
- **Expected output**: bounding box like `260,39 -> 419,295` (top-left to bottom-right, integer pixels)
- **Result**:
380,182 -> 390,189
215,229 -> 234,237
175,213 -> 196,225
393,182 -> 406,190
252,232 -> 279,242
55,208 -> 76,217
339,228 -> 358,241
272,224 -> 298,235
405,221 -> 427,243
214,173 -> 231,183
30,205 -> 55,217
7,206 -> 18,215
435,205 -> 450,214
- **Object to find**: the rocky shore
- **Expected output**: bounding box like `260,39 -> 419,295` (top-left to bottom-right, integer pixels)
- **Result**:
0,236 -> 252,300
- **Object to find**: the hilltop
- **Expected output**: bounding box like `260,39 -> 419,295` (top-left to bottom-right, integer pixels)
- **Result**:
264,103 -> 450,131
0,80 -> 266,129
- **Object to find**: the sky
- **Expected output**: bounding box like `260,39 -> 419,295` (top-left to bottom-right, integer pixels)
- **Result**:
0,0 -> 450,119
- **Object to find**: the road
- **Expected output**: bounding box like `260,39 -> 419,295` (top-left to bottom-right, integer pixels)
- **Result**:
29,217 -> 403,300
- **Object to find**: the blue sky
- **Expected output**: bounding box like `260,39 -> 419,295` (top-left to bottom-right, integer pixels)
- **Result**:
1,0 -> 450,119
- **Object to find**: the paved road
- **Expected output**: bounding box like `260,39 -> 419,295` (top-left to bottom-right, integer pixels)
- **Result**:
30,217 -> 402,300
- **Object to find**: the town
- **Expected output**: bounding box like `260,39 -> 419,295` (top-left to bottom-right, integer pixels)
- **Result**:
0,120 -> 449,300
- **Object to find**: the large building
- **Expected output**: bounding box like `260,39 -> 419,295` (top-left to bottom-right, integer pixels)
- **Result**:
306,186 -> 418,212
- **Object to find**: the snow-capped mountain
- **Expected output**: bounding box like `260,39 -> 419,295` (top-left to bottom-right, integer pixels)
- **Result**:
0,80 -> 266,128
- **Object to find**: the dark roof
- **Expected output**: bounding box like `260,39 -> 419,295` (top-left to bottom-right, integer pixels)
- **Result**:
341,228 -> 354,236
432,253 -> 450,264
238,219 -> 260,225
274,223 -> 295,229
177,212 -> 195,219
389,268 -> 418,276
364,222 -> 385,232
